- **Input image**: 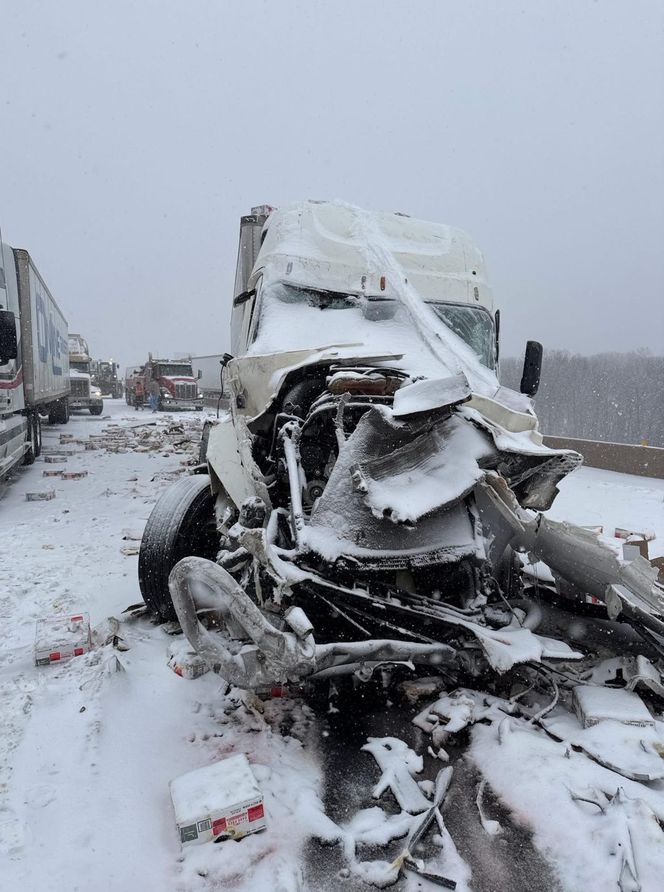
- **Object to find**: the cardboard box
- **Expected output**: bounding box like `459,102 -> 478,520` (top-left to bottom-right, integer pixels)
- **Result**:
26,490 -> 56,501
61,471 -> 88,480
35,613 -> 92,666
167,640 -> 210,680
170,754 -> 266,847
573,685 -> 654,729
615,527 -> 655,542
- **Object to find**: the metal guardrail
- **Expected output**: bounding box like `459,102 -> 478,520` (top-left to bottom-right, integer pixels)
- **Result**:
544,435 -> 664,479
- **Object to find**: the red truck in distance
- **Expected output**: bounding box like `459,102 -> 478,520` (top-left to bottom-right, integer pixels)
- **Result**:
125,355 -> 203,411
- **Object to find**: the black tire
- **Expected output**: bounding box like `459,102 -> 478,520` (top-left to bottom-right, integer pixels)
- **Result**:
48,398 -> 69,425
23,413 -> 40,465
35,413 -> 42,456
90,404 -> 104,416
138,474 -> 220,621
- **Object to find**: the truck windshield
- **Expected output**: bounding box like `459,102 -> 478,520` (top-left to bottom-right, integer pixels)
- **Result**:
155,364 -> 192,377
70,361 -> 90,373
429,303 -> 495,369
254,282 -> 495,369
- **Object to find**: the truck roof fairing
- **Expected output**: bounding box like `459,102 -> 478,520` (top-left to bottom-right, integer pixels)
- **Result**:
254,201 -> 493,312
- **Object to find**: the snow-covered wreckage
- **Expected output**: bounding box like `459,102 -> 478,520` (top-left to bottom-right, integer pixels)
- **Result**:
138,201 -> 664,691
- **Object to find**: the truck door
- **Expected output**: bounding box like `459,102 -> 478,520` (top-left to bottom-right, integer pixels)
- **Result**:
0,242 -> 24,414
234,276 -> 261,356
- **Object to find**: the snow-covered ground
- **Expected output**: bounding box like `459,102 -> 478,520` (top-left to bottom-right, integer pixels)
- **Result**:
550,464 -> 664,560
1,401 -> 663,891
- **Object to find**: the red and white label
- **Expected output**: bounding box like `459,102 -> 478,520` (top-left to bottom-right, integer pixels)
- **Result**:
212,817 -> 227,836
248,804 -> 264,822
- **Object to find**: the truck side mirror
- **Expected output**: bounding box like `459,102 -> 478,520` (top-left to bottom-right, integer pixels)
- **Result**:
197,369 -> 202,380
520,340 -> 543,396
0,309 -> 18,364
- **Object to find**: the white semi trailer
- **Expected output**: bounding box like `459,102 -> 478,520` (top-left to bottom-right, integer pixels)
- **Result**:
0,242 -> 70,478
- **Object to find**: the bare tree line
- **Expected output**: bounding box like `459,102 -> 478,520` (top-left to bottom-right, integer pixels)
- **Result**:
500,350 -> 664,447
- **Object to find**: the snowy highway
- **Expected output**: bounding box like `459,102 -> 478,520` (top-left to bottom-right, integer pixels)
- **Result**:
1,401 -> 664,891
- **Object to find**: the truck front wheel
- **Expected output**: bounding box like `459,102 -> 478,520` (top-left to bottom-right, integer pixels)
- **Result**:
138,474 -> 220,621
90,404 -> 104,416
48,398 -> 69,425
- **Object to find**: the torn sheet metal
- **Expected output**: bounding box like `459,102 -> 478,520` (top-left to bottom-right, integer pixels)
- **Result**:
391,373 -> 470,417
361,737 -> 430,814
413,689 -> 514,745
476,479 -> 664,640
587,655 -> 664,700
522,517 -> 664,636
306,408 -> 481,563
350,415 -> 490,525
542,709 -> 664,782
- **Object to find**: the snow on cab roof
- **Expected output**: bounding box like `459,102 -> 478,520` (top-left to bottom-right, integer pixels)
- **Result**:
255,200 -> 493,311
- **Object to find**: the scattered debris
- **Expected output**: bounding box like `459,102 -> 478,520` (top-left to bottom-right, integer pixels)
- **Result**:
61,471 -> 88,480
543,697 -> 664,782
76,419 -> 205,462
413,689 -> 512,747
587,654 -> 664,700
167,640 -> 210,679
362,737 -> 430,814
475,778 -> 502,836
26,490 -> 56,501
392,766 -> 458,888
170,753 -> 266,846
34,613 -> 91,666
121,602 -> 149,619
399,676 -> 446,705
572,685 -> 654,729
44,455 -> 67,464
42,470 -> 63,477
103,654 -> 126,674
91,616 -> 124,649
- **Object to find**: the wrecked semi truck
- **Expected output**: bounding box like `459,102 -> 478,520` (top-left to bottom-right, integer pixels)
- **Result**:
68,334 -> 103,415
139,202 -> 664,691
0,242 -> 70,477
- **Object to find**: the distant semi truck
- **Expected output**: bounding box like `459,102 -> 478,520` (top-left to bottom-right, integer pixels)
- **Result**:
92,359 -> 123,398
0,242 -> 70,477
126,355 -> 203,410
68,334 -> 103,415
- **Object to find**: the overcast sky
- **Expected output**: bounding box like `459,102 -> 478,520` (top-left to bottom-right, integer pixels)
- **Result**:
1,0 -> 662,371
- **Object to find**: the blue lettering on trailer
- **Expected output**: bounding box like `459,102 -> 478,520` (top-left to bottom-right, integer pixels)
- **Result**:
36,292 -> 47,362
36,291 -> 65,376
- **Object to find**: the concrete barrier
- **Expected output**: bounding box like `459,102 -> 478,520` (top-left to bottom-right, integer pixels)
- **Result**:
203,391 -> 229,411
544,435 -> 664,479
